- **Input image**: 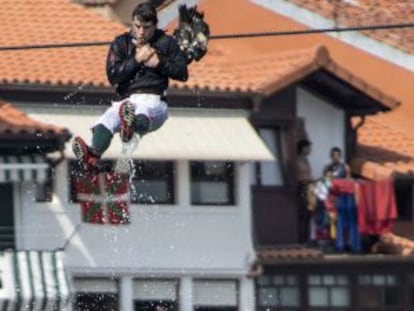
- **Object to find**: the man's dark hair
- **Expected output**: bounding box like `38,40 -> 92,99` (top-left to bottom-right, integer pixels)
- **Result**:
132,2 -> 158,25
297,139 -> 311,154
330,146 -> 342,156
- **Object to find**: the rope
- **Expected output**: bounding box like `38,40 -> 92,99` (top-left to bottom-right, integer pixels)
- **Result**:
0,22 -> 413,51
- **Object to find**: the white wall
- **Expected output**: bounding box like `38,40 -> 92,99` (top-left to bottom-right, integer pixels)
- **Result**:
296,87 -> 345,179
17,159 -> 255,276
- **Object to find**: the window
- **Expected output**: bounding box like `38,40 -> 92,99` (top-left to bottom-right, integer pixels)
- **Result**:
0,183 -> 14,250
35,168 -> 54,202
133,279 -> 178,311
357,274 -> 401,310
130,161 -> 175,204
257,275 -> 299,310
75,293 -> 118,311
193,279 -> 238,310
69,160 -> 175,205
308,274 -> 350,310
190,161 -> 235,205
257,128 -> 286,186
74,278 -> 118,311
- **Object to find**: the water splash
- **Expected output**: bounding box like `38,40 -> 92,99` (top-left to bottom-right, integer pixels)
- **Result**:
114,134 -> 140,175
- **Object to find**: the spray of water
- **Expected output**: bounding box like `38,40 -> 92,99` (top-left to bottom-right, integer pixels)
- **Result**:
114,134 -> 139,174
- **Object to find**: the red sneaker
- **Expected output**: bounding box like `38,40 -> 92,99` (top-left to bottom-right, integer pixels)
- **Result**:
119,101 -> 135,142
72,136 -> 100,172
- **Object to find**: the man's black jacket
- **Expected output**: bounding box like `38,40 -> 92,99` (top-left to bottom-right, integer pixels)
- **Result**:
106,29 -> 189,98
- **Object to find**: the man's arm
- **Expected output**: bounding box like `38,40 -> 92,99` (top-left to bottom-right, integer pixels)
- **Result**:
106,37 -> 141,86
156,37 -> 189,82
345,163 -> 352,178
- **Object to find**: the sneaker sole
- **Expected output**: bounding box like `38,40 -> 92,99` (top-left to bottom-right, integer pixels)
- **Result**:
72,137 -> 87,161
119,102 -> 135,142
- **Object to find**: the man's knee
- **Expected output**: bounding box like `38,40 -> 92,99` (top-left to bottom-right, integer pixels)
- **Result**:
134,114 -> 150,135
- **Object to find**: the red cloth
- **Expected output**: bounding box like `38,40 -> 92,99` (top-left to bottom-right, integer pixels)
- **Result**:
357,179 -> 397,235
325,179 -> 356,212
73,172 -> 130,224
330,179 -> 356,195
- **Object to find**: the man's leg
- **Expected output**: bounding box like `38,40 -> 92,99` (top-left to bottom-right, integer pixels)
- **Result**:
119,101 -> 136,142
134,97 -> 168,136
72,100 -> 119,170
134,114 -> 151,136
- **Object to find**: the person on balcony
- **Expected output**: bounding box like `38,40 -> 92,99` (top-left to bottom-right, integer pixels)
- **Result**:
324,146 -> 361,252
296,139 -> 314,244
324,146 -> 351,179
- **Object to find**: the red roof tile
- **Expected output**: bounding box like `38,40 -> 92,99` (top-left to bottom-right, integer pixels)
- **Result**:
373,232 -> 414,256
352,118 -> 414,178
1,0 -> 414,173
0,0 -> 126,87
285,0 -> 414,54
0,100 -> 69,136
175,0 -> 414,178
172,45 -> 398,108
73,0 -> 119,5
258,246 -> 323,262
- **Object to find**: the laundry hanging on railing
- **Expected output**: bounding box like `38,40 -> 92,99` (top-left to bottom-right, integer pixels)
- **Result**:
356,178 -> 397,235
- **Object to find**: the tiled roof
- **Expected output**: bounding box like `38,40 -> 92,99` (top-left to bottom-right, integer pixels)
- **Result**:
0,101 -> 69,137
72,0 -> 171,8
352,118 -> 414,179
0,0 -> 126,87
172,45 -> 398,109
373,233 -> 414,256
1,0 -> 414,174
257,245 -> 323,262
73,0 -> 119,5
285,0 -> 414,54
181,0 -> 414,178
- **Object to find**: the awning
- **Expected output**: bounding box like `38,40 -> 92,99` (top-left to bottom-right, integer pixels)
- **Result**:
0,250 -> 72,310
0,155 -> 49,183
28,107 -> 275,161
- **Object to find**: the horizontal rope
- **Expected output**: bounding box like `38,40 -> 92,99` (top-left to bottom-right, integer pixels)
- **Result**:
0,22 -> 413,51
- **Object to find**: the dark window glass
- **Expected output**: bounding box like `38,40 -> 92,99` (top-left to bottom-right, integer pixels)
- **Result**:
74,293 -> 117,311
190,161 -> 234,205
194,308 -> 237,311
307,275 -> 350,310
130,161 -> 175,204
256,275 -> 300,310
0,183 -> 15,250
134,300 -> 177,311
257,127 -> 287,186
357,274 -> 401,310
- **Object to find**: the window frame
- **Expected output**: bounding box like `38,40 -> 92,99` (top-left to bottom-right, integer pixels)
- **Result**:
256,274 -> 300,310
133,278 -> 179,311
190,161 -> 235,206
74,292 -> 118,311
307,274 -> 351,310
35,167 -> 54,203
256,126 -> 288,187
356,274 -> 402,310
130,160 -> 175,205
68,160 -> 175,205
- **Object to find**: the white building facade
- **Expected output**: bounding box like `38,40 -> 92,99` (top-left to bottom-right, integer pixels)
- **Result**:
11,104 -> 274,311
